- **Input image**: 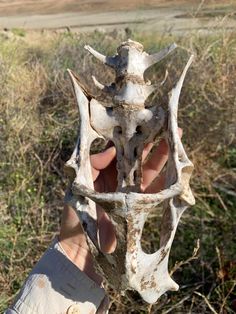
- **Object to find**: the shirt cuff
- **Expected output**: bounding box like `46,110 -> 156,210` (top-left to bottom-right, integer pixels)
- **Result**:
6,238 -> 106,314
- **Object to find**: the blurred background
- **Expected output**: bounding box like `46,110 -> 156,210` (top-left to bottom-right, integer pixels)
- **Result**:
0,0 -> 235,313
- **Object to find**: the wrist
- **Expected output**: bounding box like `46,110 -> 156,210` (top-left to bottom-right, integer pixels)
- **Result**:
58,236 -> 102,285
59,204 -> 102,284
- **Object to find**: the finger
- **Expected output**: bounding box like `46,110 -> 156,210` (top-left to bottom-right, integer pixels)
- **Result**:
142,142 -> 154,162
141,138 -> 168,190
144,172 -> 165,193
142,128 -> 182,190
97,205 -> 117,254
91,167 -> 100,182
93,172 -> 105,192
92,141 -> 152,185
90,146 -> 116,170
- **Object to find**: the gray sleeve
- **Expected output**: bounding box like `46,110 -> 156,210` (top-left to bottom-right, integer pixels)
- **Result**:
5,238 -> 107,314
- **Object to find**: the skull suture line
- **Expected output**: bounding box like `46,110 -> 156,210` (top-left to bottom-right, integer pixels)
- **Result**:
65,40 -> 195,304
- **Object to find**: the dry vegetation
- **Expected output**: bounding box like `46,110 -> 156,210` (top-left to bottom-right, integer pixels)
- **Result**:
0,27 -> 235,313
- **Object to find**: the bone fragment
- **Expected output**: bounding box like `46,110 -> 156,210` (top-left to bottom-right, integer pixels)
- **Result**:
65,40 -> 195,305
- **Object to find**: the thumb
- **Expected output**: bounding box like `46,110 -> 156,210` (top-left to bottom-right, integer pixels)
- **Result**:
90,146 -> 116,170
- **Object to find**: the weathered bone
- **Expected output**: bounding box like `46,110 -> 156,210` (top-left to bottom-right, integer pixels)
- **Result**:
65,39 -> 195,305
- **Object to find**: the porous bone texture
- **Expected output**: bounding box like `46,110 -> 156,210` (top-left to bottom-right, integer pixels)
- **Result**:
65,39 -> 195,304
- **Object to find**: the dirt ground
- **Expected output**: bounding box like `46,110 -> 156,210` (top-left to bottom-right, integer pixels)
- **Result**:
0,0 -> 235,33
0,0 -> 233,15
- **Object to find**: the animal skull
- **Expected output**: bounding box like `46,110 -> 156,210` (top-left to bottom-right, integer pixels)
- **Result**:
65,39 -> 195,304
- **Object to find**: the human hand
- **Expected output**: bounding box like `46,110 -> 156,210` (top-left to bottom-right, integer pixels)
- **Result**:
59,135 -> 179,283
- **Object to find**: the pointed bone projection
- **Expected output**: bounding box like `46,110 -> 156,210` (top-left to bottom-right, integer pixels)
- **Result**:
65,39 -> 195,304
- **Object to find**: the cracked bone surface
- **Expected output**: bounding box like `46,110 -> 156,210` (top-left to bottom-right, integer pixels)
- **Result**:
65,39 -> 195,304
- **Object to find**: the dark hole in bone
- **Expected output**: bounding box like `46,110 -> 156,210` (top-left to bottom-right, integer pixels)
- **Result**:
141,208 -> 161,254
178,152 -> 186,163
133,170 -> 137,182
120,146 -> 124,156
136,125 -> 142,135
134,147 -> 138,158
114,126 -> 122,135
106,107 -> 113,116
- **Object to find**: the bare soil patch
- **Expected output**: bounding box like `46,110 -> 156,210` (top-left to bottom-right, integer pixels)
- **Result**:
0,0 -> 233,16
0,1 -> 235,33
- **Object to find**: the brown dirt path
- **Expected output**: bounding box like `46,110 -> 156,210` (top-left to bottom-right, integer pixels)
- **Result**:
0,0 -> 235,33
0,0 -> 233,15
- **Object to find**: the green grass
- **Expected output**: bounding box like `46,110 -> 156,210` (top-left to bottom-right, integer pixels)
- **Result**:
11,28 -> 26,37
0,28 -> 235,313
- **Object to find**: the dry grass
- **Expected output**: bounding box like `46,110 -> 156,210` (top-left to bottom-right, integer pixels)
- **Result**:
0,27 -> 235,313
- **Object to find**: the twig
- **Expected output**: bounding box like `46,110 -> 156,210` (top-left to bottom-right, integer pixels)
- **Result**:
194,0 -> 206,18
219,281 -> 236,314
170,239 -> 200,275
215,191 -> 228,212
14,248 -> 31,262
188,295 -> 196,314
147,304 -> 153,314
213,182 -> 236,198
162,295 -> 191,314
194,292 -> 218,314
